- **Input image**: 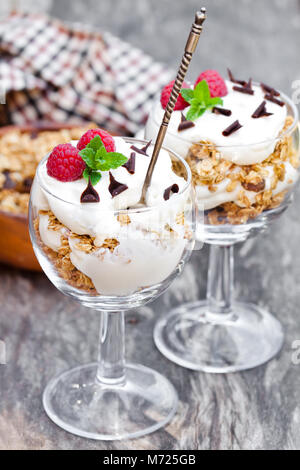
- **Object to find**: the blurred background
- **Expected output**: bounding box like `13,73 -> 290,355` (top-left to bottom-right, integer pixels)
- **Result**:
1,0 -> 300,94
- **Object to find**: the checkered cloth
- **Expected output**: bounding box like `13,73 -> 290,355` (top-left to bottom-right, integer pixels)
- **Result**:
0,11 -> 172,134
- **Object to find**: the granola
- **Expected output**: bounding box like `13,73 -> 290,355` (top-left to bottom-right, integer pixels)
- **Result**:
35,207 -> 191,292
174,116 -> 298,225
0,123 -> 96,215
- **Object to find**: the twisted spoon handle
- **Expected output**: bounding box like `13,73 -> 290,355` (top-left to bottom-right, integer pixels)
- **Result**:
141,8 -> 207,203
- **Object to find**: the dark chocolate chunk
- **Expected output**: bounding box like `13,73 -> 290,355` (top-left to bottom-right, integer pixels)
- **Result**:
264,94 -> 285,107
212,106 -> 232,116
122,152 -> 136,174
227,68 -> 247,86
178,120 -> 195,132
246,78 -> 253,89
22,176 -> 33,193
242,180 -> 265,192
233,85 -> 254,95
30,131 -> 38,140
163,183 -> 179,201
131,140 -> 152,156
222,120 -> 243,137
108,172 -> 128,198
178,114 -> 195,132
260,83 -> 280,97
80,177 -> 100,203
251,100 -> 273,119
3,170 -> 16,189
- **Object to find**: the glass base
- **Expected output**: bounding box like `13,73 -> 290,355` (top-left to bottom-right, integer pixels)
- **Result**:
43,362 -> 178,440
154,301 -> 284,373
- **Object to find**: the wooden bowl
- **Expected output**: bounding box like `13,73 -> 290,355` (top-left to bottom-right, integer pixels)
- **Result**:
0,209 -> 40,270
0,122 -> 119,271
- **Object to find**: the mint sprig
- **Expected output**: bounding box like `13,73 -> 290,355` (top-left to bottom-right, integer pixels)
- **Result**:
180,80 -> 223,121
79,135 -> 128,186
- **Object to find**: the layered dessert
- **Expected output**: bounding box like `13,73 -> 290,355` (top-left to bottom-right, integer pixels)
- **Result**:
32,129 -> 191,296
145,70 -> 299,224
0,123 -> 96,215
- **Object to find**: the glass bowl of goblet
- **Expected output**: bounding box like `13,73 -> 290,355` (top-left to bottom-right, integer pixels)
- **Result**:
150,91 -> 300,373
29,138 -> 195,440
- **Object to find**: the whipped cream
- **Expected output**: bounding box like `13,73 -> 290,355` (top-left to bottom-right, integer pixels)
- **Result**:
33,137 -> 187,237
33,137 -> 191,295
68,234 -> 186,296
145,81 -> 287,165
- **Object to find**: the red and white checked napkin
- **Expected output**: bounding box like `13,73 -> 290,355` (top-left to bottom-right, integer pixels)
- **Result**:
0,11 -> 172,134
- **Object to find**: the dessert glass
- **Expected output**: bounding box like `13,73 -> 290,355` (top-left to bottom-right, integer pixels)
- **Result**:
150,91 -> 300,373
29,138 -> 195,440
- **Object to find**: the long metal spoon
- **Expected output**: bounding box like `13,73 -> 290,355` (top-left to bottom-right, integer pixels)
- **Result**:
140,8 -> 207,204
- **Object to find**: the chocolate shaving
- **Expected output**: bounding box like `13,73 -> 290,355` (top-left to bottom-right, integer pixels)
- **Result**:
80,177 -> 100,203
233,85 -> 254,95
131,140 -> 152,156
227,68 -> 247,86
246,78 -> 253,89
3,170 -> 16,189
178,114 -> 195,132
242,180 -> 265,192
232,76 -> 254,96
260,83 -> 280,97
251,100 -> 273,119
264,94 -> 285,107
108,172 -> 128,198
30,131 -> 38,140
222,120 -> 242,136
163,184 -> 179,201
122,152 -> 136,174
212,106 -> 232,116
21,176 -> 33,193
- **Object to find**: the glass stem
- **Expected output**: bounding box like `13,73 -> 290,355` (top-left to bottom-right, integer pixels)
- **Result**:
96,311 -> 126,386
206,245 -> 234,315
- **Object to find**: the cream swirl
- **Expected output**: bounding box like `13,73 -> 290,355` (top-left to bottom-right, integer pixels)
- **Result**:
145,81 -> 287,165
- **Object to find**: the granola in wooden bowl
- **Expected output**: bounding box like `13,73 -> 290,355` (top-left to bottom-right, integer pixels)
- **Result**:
0,122 -> 97,269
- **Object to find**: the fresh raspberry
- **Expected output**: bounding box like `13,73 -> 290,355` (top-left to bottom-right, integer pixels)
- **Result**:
77,128 -> 115,152
195,70 -> 228,97
160,80 -> 189,111
47,143 -> 85,182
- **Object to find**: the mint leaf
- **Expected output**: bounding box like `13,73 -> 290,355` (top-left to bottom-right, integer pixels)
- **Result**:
180,88 -> 194,103
80,148 -> 96,168
83,167 -> 91,182
97,153 -> 127,171
104,153 -> 128,169
86,135 -> 104,152
90,171 -> 102,186
95,146 -> 107,161
186,102 -> 206,121
209,96 -> 223,107
180,79 -> 225,121
83,167 -> 101,185
79,134 -> 128,186
195,80 -> 210,101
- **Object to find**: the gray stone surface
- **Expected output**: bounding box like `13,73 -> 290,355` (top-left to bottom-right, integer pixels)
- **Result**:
0,0 -> 300,451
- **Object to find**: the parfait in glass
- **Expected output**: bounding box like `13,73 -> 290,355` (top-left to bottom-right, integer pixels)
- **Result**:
29,129 -> 195,439
145,69 -> 300,372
